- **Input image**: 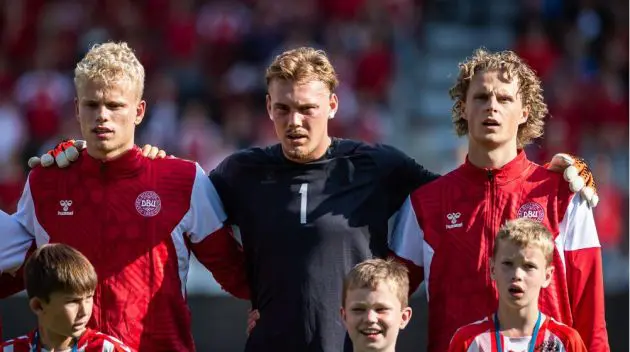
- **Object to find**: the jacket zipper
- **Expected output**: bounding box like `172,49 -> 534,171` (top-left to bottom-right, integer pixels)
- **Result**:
100,162 -> 106,330
486,170 -> 496,294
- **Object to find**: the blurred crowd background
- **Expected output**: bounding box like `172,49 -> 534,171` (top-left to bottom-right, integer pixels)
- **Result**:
0,0 -> 627,338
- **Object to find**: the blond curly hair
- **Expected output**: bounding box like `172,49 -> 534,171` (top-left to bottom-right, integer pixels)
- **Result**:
449,48 -> 548,148
266,47 -> 339,92
493,218 -> 555,265
74,42 -> 145,100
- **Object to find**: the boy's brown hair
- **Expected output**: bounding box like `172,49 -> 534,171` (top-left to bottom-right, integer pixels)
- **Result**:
342,258 -> 410,308
24,244 -> 97,302
493,218 -> 555,265
266,47 -> 339,93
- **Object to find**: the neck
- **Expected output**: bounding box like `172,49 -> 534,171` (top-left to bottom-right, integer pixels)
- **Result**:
496,302 -> 540,337
467,139 -> 518,169
315,136 -> 332,159
38,325 -> 78,351
86,143 -> 134,161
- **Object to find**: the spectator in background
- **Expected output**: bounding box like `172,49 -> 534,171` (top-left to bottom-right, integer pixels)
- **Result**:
592,154 -> 629,294
514,19 -> 560,80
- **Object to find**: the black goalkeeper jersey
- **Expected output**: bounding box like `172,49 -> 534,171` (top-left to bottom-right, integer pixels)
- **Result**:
209,138 -> 439,352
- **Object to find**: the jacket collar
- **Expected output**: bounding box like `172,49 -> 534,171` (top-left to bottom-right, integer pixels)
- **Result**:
81,145 -> 145,178
460,150 -> 533,184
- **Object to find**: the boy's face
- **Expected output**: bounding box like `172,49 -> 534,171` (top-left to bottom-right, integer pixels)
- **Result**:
491,240 -> 553,310
341,283 -> 412,352
75,79 -> 145,160
31,291 -> 94,339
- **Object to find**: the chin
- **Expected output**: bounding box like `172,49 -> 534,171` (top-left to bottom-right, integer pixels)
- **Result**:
89,140 -> 112,150
472,135 -> 509,148
284,146 -> 314,161
504,297 -> 529,309
71,325 -> 87,336
362,341 -> 386,351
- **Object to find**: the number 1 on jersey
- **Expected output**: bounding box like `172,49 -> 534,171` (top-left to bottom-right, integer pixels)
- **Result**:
299,183 -> 308,224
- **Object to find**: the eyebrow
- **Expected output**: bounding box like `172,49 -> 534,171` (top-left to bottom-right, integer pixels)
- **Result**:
273,102 -> 319,109
82,99 -> 125,105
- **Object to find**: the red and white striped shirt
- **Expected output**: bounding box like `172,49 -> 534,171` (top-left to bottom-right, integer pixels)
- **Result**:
1,329 -> 132,352
448,314 -> 587,352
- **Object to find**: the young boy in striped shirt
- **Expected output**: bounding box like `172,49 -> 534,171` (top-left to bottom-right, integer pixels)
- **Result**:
448,218 -> 587,352
1,244 -> 131,352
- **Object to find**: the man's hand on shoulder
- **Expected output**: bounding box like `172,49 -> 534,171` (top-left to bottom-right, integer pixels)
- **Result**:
141,144 -> 167,159
28,141 -> 168,169
28,139 -> 86,169
545,153 -> 599,207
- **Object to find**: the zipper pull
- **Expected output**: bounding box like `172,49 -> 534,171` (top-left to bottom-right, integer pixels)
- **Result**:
487,169 -> 494,181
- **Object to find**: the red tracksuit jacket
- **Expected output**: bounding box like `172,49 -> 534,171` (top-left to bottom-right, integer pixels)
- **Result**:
4,147 -> 249,351
391,151 -> 609,352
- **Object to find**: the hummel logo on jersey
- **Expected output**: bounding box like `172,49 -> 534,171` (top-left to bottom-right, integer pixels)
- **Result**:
58,200 -> 74,216
445,212 -> 462,229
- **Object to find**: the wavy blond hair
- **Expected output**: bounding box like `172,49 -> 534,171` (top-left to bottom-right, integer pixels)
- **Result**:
74,42 -> 145,100
493,218 -> 555,265
342,258 -> 410,308
449,48 -> 548,148
266,47 -> 339,92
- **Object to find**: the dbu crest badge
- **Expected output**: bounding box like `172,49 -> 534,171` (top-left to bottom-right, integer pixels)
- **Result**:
135,191 -> 161,217
517,202 -> 544,222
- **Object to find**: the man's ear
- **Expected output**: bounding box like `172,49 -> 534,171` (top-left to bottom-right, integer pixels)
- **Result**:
490,258 -> 496,281
340,307 -> 347,324
328,93 -> 339,119
460,102 -> 467,121
519,105 -> 529,125
29,297 -> 44,316
75,97 -> 80,123
266,94 -> 273,120
134,100 -> 146,125
542,265 -> 554,288
400,306 -> 413,329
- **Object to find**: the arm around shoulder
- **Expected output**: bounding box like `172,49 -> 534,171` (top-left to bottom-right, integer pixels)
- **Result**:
559,194 -> 610,351
187,164 -> 249,299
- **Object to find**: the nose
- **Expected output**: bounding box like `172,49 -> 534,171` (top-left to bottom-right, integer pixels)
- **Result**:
77,301 -> 87,318
484,95 -> 499,113
366,309 -> 378,323
512,267 -> 525,281
78,298 -> 91,318
95,105 -> 110,122
287,112 -> 304,127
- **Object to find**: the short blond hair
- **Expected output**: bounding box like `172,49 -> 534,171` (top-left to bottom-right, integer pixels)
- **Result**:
493,218 -> 555,265
25,244 -> 97,302
342,258 -> 410,308
449,48 -> 548,148
74,42 -> 145,100
266,47 -> 339,92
